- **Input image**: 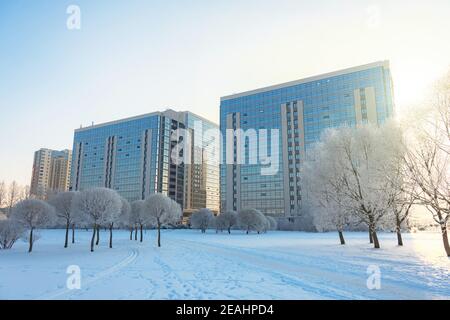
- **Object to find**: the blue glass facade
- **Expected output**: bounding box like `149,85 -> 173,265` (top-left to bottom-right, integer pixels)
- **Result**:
70,110 -> 220,213
184,113 -> 220,212
220,61 -> 395,216
71,113 -> 165,202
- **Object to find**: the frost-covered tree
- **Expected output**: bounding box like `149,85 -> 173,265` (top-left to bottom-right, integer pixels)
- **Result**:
100,192 -> 122,249
214,214 -> 225,233
302,144 -> 353,245
143,194 -> 182,247
11,199 -> 56,252
72,188 -> 122,252
129,200 -> 141,240
130,200 -> 147,242
190,208 -> 214,233
210,215 -> 218,232
379,142 -> 417,246
265,216 -> 278,231
0,181 -> 6,210
0,219 -> 24,249
256,212 -> 268,234
306,125 -> 401,248
427,71 -> 450,156
261,216 -> 270,233
314,202 -> 352,245
48,191 -> 78,248
390,191 -> 415,246
402,73 -> 450,256
403,134 -> 449,253
167,199 -> 182,228
118,197 -> 132,236
22,185 -> 31,200
238,208 -> 266,234
216,211 -> 237,234
7,181 -> 21,216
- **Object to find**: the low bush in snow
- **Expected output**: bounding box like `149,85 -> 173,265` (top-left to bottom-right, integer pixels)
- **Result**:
0,219 -> 24,249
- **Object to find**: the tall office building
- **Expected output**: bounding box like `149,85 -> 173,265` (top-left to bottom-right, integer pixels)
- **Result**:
70,109 -> 219,214
220,61 -> 395,217
183,112 -> 220,215
30,149 -> 72,199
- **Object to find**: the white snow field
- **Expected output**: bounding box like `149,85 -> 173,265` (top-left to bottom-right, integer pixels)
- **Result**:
0,229 -> 449,300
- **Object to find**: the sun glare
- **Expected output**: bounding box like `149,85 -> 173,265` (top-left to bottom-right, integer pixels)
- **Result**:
392,63 -> 445,117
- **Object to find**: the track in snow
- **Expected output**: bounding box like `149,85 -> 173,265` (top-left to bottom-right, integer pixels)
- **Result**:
39,247 -> 140,300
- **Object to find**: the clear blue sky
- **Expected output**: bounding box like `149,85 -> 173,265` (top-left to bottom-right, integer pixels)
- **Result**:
1,0 -> 450,185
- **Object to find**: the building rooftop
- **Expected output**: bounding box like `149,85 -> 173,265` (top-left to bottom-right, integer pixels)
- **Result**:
221,60 -> 390,101
75,109 -> 218,133
75,110 -> 161,133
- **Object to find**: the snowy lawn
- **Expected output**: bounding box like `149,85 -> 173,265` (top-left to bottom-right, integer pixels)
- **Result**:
0,229 -> 449,300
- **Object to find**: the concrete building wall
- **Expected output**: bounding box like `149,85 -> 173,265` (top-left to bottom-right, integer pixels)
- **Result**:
30,149 -> 72,199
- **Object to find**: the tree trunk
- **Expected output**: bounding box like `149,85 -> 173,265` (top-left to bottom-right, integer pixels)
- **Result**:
90,224 -> 96,252
109,223 -> 113,248
64,221 -> 69,248
134,226 -> 138,240
372,229 -> 380,249
28,227 -> 34,253
140,224 -> 143,242
228,227 -> 231,234
368,214 -> 374,244
395,215 -> 404,246
130,228 -> 133,240
157,220 -> 161,247
96,225 -> 100,245
72,223 -> 75,244
396,225 -> 403,246
338,230 -> 345,245
441,225 -> 450,257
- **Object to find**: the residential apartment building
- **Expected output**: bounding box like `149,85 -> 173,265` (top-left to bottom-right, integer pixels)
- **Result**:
220,61 -> 395,217
30,149 -> 72,199
70,109 -> 219,215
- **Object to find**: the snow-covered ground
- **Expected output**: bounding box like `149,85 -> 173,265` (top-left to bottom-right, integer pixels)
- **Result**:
0,229 -> 449,300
